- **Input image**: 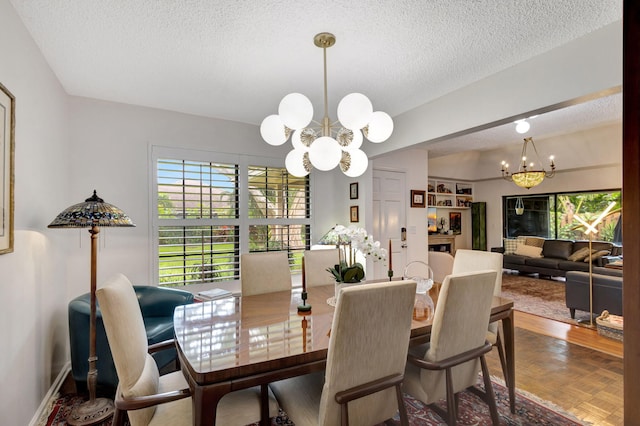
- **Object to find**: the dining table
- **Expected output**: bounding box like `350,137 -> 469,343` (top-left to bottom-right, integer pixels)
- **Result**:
173,281 -> 515,425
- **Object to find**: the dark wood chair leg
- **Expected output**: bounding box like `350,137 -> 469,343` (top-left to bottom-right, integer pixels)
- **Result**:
340,402 -> 349,426
395,383 -> 409,426
445,368 -> 457,426
480,355 -> 501,425
260,384 -> 269,426
496,330 -> 509,390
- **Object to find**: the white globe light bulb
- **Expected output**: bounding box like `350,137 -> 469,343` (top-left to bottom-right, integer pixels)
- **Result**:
366,111 -> 394,143
291,130 -> 309,151
515,120 -> 530,134
260,115 -> 288,146
308,136 -> 342,171
285,149 -> 310,177
343,149 -> 369,177
337,93 -> 373,131
279,93 -> 313,130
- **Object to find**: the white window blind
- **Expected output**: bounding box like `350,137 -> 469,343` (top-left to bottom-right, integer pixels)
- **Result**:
154,154 -> 310,287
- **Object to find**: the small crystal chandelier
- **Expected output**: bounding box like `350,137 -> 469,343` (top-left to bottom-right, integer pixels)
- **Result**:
260,32 -> 393,177
501,137 -> 556,189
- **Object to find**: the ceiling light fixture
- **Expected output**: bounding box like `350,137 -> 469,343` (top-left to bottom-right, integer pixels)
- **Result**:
514,119 -> 530,134
260,32 -> 393,177
501,137 -> 556,189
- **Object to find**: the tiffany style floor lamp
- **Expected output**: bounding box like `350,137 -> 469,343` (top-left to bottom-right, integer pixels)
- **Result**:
49,190 -> 135,425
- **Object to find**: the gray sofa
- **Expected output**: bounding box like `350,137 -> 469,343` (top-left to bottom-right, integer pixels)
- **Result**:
500,239 -> 622,277
565,270 -> 623,319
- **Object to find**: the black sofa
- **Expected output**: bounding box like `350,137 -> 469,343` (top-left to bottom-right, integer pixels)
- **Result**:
500,239 -> 622,277
565,270 -> 623,319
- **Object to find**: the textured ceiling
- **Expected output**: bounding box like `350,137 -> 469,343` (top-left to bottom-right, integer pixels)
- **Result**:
9,0 -> 623,153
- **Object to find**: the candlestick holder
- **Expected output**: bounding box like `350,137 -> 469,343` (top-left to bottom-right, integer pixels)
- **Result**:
297,291 -> 312,312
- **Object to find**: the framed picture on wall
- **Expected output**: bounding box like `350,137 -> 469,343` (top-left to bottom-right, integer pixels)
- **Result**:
450,211 -> 462,235
411,190 -> 426,208
0,83 -> 15,255
350,182 -> 359,199
350,205 -> 359,222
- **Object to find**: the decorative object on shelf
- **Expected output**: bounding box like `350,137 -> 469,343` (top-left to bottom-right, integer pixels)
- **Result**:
325,225 -> 387,283
48,190 -> 135,425
349,182 -> 359,199
350,205 -> 359,222
438,217 -> 447,233
411,189 -> 426,208
501,137 -> 556,189
515,197 -> 525,215
260,32 -> 393,177
0,83 -> 15,255
449,211 -> 462,235
573,201 -> 617,327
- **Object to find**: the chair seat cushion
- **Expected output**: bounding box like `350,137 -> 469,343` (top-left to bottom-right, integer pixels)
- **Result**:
270,371 -> 324,426
150,371 -> 280,426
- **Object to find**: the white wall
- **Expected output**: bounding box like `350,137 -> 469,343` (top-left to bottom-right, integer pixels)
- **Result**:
0,1 -> 71,424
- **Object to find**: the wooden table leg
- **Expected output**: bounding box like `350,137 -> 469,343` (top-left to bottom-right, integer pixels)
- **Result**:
192,381 -> 231,426
502,308 -> 516,413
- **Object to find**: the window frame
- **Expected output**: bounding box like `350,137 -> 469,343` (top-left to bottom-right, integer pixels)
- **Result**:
151,145 -> 311,287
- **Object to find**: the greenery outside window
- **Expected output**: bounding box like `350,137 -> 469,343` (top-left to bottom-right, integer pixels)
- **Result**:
153,149 -> 310,287
503,190 -> 621,243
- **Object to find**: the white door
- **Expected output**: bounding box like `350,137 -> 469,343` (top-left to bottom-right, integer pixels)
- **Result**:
372,169 -> 406,280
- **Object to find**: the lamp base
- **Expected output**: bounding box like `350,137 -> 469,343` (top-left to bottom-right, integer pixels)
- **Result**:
577,318 -> 597,329
67,397 -> 114,426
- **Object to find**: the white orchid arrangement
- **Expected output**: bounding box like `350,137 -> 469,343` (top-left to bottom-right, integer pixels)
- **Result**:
332,225 -> 387,262
325,225 -> 387,282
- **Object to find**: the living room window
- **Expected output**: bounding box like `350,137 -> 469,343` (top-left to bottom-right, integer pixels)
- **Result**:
153,148 -> 310,287
503,190 -> 621,242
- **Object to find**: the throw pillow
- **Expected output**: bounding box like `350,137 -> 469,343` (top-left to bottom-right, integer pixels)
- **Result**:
515,244 -> 543,258
525,236 -> 545,248
568,247 -> 593,262
503,238 -> 519,255
584,250 -> 611,262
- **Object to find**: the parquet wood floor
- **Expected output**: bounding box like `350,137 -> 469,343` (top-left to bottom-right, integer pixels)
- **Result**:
485,311 -> 623,426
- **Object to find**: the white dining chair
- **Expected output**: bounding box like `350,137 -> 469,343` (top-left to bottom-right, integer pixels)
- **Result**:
241,251 -> 292,296
96,273 -> 279,426
428,251 -> 454,284
303,248 -> 340,288
403,270 -> 500,425
269,280 -> 417,426
452,249 -> 508,388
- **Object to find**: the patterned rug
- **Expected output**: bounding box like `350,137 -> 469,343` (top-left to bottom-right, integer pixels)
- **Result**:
42,377 -> 585,426
500,272 -> 592,325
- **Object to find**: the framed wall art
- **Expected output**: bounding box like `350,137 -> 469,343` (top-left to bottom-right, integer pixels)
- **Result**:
350,205 -> 359,223
410,190 -> 426,208
0,83 -> 15,255
449,211 -> 462,235
350,182 -> 359,199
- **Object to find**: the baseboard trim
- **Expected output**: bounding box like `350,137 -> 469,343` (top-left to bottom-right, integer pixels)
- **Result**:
29,362 -> 71,426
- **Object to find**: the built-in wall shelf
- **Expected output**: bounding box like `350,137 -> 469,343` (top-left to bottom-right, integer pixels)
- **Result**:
427,179 -> 473,209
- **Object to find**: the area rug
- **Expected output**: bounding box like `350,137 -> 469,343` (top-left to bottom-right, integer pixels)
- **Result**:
42,377 -> 586,426
500,272 -> 592,325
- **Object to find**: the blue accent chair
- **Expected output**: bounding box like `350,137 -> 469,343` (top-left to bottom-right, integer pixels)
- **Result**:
68,285 -> 194,392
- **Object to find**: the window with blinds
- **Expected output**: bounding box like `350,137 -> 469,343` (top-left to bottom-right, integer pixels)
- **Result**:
155,156 -> 310,287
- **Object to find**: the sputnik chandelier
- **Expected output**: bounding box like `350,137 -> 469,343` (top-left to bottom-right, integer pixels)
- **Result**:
501,137 -> 556,189
260,32 -> 394,177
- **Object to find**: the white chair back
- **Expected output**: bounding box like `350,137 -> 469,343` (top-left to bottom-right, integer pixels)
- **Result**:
318,280 -> 417,425
241,252 -> 292,296
452,249 -> 503,335
428,251 -> 454,283
303,248 -> 340,288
